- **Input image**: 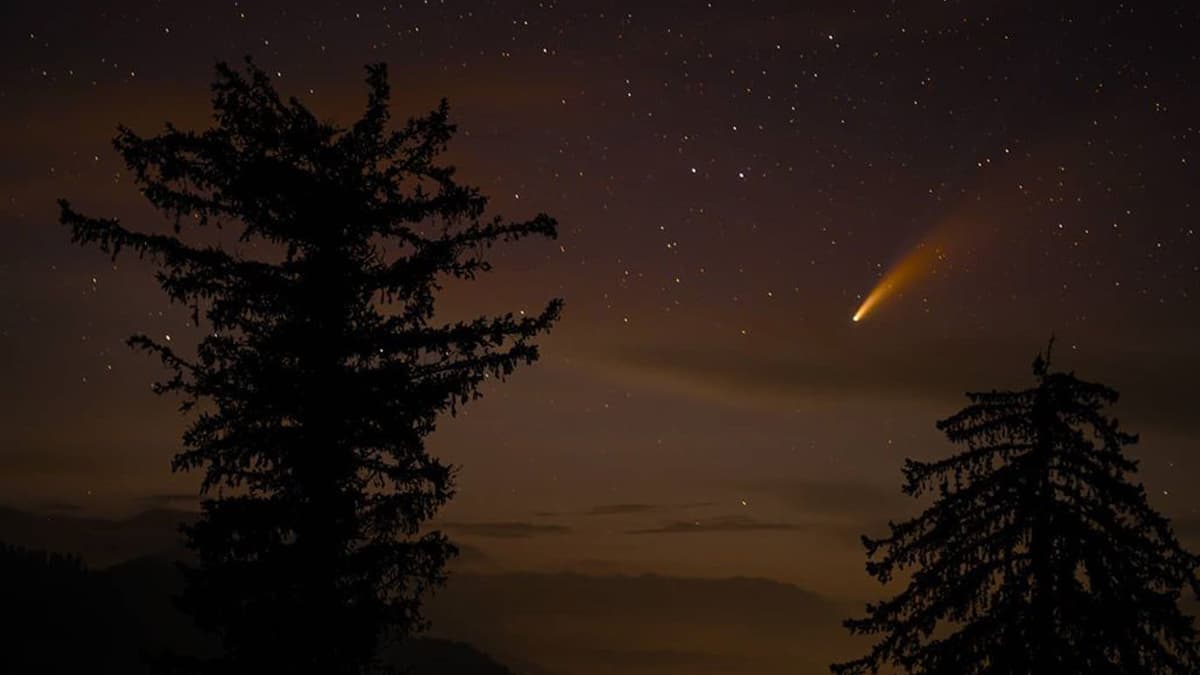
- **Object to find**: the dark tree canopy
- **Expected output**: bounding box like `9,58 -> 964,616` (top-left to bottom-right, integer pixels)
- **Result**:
59,60 -> 562,674
834,345 -> 1200,675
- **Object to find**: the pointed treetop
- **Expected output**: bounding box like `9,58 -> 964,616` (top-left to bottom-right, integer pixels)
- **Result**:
1033,333 -> 1056,378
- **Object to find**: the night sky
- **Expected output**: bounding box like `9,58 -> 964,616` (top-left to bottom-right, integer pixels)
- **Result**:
3,1 -> 1200,671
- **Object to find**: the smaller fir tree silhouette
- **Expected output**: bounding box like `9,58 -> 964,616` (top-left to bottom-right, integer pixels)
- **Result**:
833,342 -> 1200,675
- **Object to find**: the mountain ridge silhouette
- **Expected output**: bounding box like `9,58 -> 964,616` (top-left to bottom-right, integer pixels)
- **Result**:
0,504 -> 853,674
1,541 -> 525,674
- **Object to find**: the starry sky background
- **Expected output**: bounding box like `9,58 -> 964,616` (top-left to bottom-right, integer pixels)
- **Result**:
3,1 -> 1200,672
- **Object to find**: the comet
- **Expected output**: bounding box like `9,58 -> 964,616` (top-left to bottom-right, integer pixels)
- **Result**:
851,239 -> 947,323
850,143 -> 1042,322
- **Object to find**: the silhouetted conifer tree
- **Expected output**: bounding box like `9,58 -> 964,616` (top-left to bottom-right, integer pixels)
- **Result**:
833,343 -> 1200,675
59,60 -> 561,674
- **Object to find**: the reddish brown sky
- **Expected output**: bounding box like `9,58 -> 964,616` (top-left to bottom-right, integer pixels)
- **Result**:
3,4 -> 1200,666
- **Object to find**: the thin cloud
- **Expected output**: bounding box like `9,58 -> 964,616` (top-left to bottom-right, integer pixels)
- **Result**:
592,338 -> 1200,435
141,493 -> 201,510
746,479 -> 919,520
584,501 -> 716,517
441,521 -> 572,539
446,542 -> 497,571
626,515 -> 807,535
586,503 -> 661,516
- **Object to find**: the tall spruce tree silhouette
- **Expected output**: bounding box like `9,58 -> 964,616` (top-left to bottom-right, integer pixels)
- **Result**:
58,61 -> 562,674
833,342 -> 1200,675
